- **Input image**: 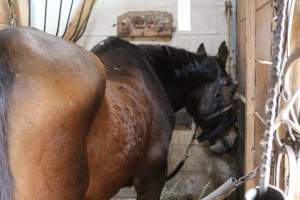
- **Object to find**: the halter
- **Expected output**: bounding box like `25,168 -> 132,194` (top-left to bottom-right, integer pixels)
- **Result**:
200,104 -> 233,122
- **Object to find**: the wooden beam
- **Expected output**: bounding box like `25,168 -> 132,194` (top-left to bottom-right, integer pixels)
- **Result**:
244,0 -> 256,191
0,0 -> 11,28
15,0 -> 30,26
63,0 -> 94,42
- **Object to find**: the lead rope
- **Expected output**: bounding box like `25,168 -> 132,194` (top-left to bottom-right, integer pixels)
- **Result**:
167,125 -> 260,200
167,104 -> 233,181
166,125 -> 198,180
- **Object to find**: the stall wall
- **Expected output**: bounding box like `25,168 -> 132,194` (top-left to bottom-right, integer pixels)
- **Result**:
78,0 -> 236,199
237,0 -> 273,190
77,0 -> 227,54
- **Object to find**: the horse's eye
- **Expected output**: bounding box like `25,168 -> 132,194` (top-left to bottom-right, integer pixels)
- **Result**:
215,92 -> 221,99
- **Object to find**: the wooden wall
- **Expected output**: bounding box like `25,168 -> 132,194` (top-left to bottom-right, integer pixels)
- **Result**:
237,0 -> 300,198
237,0 -> 273,191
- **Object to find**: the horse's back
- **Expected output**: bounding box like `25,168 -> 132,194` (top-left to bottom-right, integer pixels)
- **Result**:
0,27 -> 106,199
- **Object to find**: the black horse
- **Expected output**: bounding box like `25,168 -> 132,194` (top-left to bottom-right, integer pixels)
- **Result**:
92,37 -> 236,146
138,41 -> 235,124
138,41 -> 237,154
92,37 -> 236,175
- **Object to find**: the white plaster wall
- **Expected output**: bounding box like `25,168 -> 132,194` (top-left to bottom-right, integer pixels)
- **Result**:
30,0 -> 83,36
77,0 -> 228,55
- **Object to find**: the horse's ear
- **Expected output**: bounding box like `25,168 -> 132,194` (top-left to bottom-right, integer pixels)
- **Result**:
197,43 -> 207,56
217,41 -> 229,68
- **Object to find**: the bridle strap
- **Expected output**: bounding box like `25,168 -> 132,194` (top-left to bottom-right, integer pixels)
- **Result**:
201,104 -> 233,122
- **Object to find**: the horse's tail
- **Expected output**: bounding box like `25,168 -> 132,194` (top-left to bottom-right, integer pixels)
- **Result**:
0,57 -> 15,200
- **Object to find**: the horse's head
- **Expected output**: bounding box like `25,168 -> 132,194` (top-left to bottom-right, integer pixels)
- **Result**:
184,42 -> 236,129
139,41 -> 236,141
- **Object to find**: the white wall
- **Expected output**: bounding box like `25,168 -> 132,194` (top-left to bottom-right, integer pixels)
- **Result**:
30,0 -> 83,36
77,0 -> 228,56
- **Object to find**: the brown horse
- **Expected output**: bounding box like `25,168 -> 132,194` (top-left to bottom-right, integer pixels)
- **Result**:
0,27 -> 234,200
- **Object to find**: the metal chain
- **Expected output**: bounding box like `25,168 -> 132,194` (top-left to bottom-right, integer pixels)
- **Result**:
259,0 -> 300,198
235,166 -> 260,187
259,0 -> 290,196
202,166 -> 260,200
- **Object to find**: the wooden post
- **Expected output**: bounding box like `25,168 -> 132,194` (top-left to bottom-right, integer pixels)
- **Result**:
0,0 -> 11,29
244,0 -> 256,191
15,0 -> 30,26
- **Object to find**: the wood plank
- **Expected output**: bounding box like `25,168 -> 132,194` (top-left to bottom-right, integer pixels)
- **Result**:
255,1 -> 273,61
0,1 -> 11,27
255,0 -> 270,10
237,19 -> 246,59
255,63 -> 272,119
63,0 -> 94,42
85,6 -> 227,37
254,115 -> 265,167
237,0 -> 246,22
15,0 -> 29,26
244,0 -> 256,191
117,11 -> 173,38
254,115 -> 265,186
237,57 -> 246,96
237,19 -> 246,96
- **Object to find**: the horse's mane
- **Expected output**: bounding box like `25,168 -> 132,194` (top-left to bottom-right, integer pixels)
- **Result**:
139,44 -> 218,85
91,37 -> 218,85
91,37 -> 151,81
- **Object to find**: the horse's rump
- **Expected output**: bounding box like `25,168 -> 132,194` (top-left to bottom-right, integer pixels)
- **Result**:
0,27 -> 106,199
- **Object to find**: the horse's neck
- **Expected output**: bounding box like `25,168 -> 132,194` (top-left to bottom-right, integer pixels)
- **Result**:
139,45 -> 199,112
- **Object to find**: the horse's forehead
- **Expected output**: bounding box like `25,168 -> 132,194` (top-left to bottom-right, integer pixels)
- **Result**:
206,55 -> 218,63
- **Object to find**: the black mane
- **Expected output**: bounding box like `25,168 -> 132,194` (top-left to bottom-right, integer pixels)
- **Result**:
92,37 -> 218,86
91,37 -> 148,81
139,44 -> 218,85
